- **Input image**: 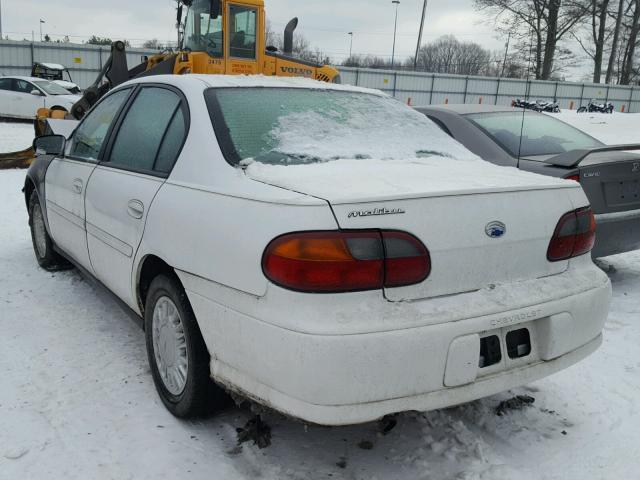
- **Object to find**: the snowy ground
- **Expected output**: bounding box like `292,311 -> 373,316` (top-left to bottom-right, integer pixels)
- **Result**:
0,121 -> 34,153
1,116 -> 640,479
550,111 -> 640,145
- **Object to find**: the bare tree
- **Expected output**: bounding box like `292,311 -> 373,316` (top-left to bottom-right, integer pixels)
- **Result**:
572,0 -> 611,82
266,22 -> 331,64
413,35 -> 493,75
143,39 -> 163,50
606,0 -> 626,82
621,0 -> 640,83
474,0 -> 590,79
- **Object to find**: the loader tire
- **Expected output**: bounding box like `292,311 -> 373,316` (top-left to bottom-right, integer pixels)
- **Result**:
28,192 -> 71,271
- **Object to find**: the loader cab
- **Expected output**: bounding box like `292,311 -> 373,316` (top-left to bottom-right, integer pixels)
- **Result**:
181,0 -> 262,75
177,0 -> 339,82
183,0 -> 224,58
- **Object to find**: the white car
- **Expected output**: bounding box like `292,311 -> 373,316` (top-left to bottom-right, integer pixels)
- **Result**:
25,75 -> 611,426
0,76 -> 80,120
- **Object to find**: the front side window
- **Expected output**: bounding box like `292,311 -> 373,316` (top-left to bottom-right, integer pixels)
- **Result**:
229,5 -> 257,59
69,88 -> 131,161
107,87 -> 185,174
466,111 -> 603,157
184,0 -> 223,58
14,79 -> 36,94
205,87 -> 477,166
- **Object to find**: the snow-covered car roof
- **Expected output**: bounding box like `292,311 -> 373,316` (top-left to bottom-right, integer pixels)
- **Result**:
1,75 -> 53,82
125,74 -> 386,96
36,62 -> 67,71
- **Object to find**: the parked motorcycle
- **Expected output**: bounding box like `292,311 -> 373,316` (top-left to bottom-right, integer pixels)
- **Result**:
512,98 -> 561,113
577,100 -> 615,114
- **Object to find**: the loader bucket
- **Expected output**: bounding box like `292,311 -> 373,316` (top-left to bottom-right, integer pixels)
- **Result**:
0,147 -> 35,170
35,108 -> 69,138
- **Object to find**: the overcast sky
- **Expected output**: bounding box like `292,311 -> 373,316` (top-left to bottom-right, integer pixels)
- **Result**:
3,0 -> 505,61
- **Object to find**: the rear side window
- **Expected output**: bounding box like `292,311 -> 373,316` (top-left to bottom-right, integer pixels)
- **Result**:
0,79 -> 12,91
154,108 -> 187,174
69,88 -> 131,161
107,87 -> 186,174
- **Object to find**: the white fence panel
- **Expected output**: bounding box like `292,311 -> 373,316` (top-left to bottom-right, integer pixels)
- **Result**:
1,41 -> 638,113
339,66 -> 640,113
0,40 -> 160,89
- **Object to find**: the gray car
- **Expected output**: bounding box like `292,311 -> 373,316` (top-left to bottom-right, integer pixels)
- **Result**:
417,105 -> 640,257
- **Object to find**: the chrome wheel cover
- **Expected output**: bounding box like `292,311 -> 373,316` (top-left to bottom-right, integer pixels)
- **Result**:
152,296 -> 189,396
32,204 -> 47,258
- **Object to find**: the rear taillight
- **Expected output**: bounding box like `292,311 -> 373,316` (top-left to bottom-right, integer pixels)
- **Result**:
262,230 -> 431,293
565,174 -> 580,183
547,207 -> 596,262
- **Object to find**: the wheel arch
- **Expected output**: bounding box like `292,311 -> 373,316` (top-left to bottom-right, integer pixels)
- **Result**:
23,155 -> 56,235
23,175 -> 36,209
136,254 -> 183,315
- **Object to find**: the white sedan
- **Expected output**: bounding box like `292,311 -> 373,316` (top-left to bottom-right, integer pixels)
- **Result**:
24,75 -> 611,426
0,76 -> 80,120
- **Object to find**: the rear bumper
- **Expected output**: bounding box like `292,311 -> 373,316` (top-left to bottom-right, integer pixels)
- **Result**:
181,263 -> 611,426
593,209 -> 640,257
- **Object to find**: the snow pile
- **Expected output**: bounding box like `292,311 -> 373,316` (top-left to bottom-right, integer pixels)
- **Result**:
551,111 -> 640,145
258,95 -> 478,164
0,122 -> 34,153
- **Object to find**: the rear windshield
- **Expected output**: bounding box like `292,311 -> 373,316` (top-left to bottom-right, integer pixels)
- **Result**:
466,111 -> 603,157
32,80 -> 72,96
205,87 -> 477,166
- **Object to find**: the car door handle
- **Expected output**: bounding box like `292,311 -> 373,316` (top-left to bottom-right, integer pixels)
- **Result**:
72,178 -> 83,194
127,200 -> 145,219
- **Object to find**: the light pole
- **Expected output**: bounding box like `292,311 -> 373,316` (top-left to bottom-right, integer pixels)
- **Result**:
414,0 -> 428,70
391,1 -> 400,69
348,32 -> 353,59
39,19 -> 45,42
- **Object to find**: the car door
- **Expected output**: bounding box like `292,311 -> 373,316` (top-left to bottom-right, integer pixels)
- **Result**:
12,79 -> 46,118
45,88 -> 133,271
0,78 -> 18,118
84,85 -> 188,308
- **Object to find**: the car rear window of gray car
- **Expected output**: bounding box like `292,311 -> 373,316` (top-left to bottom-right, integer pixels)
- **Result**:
466,111 -> 602,157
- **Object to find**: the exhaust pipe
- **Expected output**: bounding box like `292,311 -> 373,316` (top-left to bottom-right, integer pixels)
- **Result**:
283,17 -> 298,55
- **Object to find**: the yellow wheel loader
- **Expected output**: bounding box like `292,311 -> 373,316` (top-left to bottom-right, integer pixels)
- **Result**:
32,0 -> 340,138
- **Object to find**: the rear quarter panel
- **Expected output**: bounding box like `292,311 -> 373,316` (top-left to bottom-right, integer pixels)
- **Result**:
137,181 -> 338,297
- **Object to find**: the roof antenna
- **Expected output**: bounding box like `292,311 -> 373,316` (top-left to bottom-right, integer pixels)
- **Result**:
516,29 -> 535,170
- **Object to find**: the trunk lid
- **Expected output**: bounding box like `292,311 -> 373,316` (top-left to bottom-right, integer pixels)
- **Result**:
246,158 -> 583,301
578,152 -> 640,214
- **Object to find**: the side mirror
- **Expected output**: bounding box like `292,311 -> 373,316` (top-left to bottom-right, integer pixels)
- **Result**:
210,0 -> 221,19
33,135 -> 66,156
31,89 -> 43,96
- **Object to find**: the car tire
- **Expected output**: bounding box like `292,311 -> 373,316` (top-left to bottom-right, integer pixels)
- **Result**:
28,192 -> 71,271
144,274 -> 228,418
